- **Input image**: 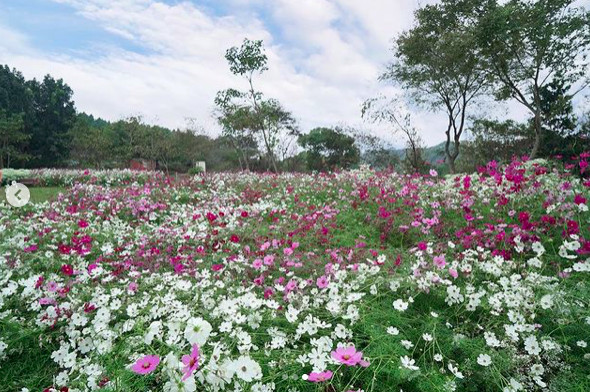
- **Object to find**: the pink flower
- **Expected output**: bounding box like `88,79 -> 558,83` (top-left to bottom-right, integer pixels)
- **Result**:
429,169 -> 438,177
87,263 -> 98,274
283,247 -> 293,256
131,355 -> 160,375
433,255 -> 446,269
331,346 -> 370,367
449,268 -> 458,279
128,282 -> 138,292
263,255 -> 274,265
252,258 -> 263,269
181,344 -> 200,381
316,275 -> 329,289
307,370 -> 333,382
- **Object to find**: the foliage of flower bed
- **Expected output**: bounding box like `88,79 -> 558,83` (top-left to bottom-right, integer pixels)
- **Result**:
0,168 -> 31,185
0,159 -> 589,392
1,169 -> 158,187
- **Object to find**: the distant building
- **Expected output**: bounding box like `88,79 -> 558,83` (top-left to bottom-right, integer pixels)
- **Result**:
129,159 -> 156,171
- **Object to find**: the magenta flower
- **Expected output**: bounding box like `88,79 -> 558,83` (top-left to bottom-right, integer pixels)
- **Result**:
131,355 -> 160,375
307,370 -> 333,382
61,264 -> 74,276
181,344 -> 200,381
331,346 -> 370,367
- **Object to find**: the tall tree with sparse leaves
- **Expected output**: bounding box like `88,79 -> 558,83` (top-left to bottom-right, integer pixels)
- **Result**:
216,38 -> 298,172
476,0 -> 590,158
382,0 -> 489,173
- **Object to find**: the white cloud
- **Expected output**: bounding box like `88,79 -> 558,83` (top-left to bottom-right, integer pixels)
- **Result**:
0,0 -> 493,148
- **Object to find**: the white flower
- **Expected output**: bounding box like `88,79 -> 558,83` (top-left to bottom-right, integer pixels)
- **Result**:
531,242 -> 545,256
184,317 -> 212,346
477,354 -> 492,367
447,363 -> 464,379
484,332 -> 500,348
400,340 -> 414,349
576,340 -> 587,348
55,370 -> 69,385
393,299 -> 408,311
530,364 -> 544,376
387,327 -> 399,336
434,353 -> 443,362
539,294 -> 553,309
524,335 -> 541,356
227,356 -> 263,382
422,333 -> 433,342
164,376 -> 196,392
503,378 -> 522,392
400,355 -> 419,371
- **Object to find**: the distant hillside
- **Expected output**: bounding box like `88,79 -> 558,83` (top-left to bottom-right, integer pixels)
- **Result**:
391,142 -> 449,165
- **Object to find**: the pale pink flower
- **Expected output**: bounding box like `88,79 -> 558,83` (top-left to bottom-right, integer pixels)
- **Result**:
181,344 -> 200,381
331,346 -> 370,367
252,258 -> 263,269
307,370 -> 333,382
433,255 -> 446,269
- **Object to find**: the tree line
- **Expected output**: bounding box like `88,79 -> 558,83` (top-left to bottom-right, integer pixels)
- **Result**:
365,0 -> 590,173
2,0 -> 590,174
0,61 -> 384,173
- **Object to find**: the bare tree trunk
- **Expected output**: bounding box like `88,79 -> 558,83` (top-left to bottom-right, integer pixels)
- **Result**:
530,110 -> 542,159
444,118 -> 456,174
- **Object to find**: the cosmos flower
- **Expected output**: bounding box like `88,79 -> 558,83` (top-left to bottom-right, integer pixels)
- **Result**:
181,344 -> 200,381
305,370 -> 333,382
184,318 -> 212,346
331,346 -> 369,367
131,355 -> 160,375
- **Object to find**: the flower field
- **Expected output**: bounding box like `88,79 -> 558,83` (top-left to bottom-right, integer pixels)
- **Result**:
0,169 -> 155,187
1,160 -> 589,392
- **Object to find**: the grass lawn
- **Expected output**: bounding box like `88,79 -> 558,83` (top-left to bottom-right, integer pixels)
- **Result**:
0,186 -> 65,205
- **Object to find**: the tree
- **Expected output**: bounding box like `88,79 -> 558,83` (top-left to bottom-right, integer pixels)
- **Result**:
214,89 -> 260,171
298,127 -> 359,171
341,126 -> 398,169
258,98 -> 299,169
27,75 -> 76,167
380,0 -> 489,173
69,114 -> 115,168
362,97 -> 428,173
461,118 -> 533,169
0,66 -> 32,116
215,38 -> 298,172
0,110 -> 30,168
476,0 -> 590,158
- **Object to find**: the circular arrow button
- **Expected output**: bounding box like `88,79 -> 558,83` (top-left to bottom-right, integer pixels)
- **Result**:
5,182 -> 31,208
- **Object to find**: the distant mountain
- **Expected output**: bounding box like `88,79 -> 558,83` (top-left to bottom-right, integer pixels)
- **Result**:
391,142 -> 449,165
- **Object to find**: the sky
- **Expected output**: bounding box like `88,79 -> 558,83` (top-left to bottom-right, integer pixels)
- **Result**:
0,0 -> 587,147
